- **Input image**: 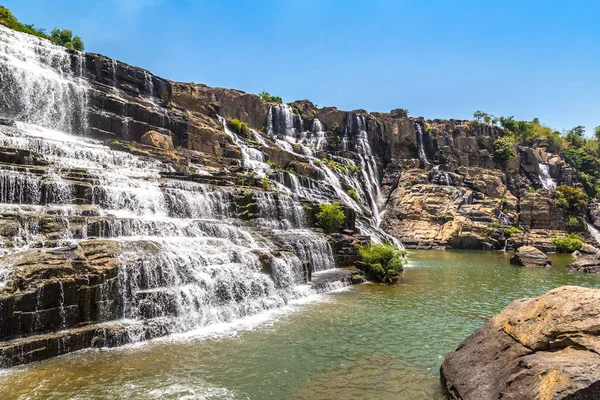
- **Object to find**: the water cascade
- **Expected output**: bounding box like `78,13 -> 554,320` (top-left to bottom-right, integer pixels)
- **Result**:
0,26 -> 350,354
586,222 -> 600,245
538,163 -> 557,190
415,123 -> 428,162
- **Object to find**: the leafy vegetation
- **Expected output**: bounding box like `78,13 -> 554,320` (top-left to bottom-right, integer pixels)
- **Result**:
316,202 -> 345,234
348,164 -> 361,174
553,235 -> 584,253
0,7 -> 84,50
493,137 -> 516,163
229,119 -> 249,135
567,216 -> 581,230
358,243 -> 406,283
347,189 -> 359,201
473,110 -> 600,197
258,91 -> 282,104
261,178 -> 271,191
503,226 -> 523,237
554,185 -> 588,212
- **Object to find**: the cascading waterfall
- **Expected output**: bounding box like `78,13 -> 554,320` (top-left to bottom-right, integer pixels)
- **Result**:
431,165 -> 452,186
0,25 -> 88,135
218,116 -> 271,178
538,163 -> 557,190
415,123 -> 428,162
0,26 -> 349,344
354,115 -> 382,226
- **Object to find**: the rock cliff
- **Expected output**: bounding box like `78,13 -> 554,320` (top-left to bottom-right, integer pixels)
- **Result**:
0,22 -> 598,367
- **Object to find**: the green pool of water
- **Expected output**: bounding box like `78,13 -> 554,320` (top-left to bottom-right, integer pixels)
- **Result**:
2,250 -> 600,399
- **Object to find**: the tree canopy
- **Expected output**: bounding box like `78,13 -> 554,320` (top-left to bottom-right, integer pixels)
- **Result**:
0,6 -> 84,51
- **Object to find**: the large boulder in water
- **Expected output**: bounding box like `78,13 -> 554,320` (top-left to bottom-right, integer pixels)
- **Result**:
140,130 -> 174,151
566,253 -> 600,273
441,286 -> 600,399
510,245 -> 551,268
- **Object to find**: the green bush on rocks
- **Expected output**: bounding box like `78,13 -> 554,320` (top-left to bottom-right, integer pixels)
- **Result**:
553,235 -> 583,253
493,137 -> 516,164
316,202 -> 345,234
358,243 -> 406,283
229,119 -> 249,135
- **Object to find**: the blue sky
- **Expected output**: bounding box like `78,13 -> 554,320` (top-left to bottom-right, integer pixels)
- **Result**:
4,0 -> 600,134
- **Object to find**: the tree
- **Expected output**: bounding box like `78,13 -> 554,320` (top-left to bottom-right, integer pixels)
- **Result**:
258,91 -> 282,104
594,126 -> 600,142
316,202 -> 345,233
50,28 -> 84,51
493,137 -> 516,163
473,110 -> 488,122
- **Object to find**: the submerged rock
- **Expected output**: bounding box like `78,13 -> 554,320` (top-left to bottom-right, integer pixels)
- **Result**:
441,286 -> 600,400
509,245 -> 551,268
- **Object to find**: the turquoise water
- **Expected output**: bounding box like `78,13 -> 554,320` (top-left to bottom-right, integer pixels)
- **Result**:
2,250 -> 600,399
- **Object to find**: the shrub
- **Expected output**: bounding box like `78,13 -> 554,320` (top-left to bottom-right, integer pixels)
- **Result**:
258,91 -> 282,103
229,119 -> 249,135
493,137 -> 516,163
292,143 -> 302,153
261,178 -> 271,191
567,216 -> 580,229
555,185 -> 588,212
503,226 -> 523,237
480,229 -> 490,237
528,187 -> 537,193
347,189 -> 359,201
553,235 -> 583,253
358,243 -> 406,283
348,164 -> 361,174
316,202 -> 346,234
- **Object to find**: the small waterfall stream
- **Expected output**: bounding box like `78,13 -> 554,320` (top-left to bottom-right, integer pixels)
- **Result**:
538,163 -> 557,190
586,222 -> 600,245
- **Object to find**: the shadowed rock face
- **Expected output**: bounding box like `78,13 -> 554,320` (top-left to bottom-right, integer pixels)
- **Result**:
441,286 -> 600,400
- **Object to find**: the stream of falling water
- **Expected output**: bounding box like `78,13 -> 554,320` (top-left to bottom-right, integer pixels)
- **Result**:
0,24 -> 352,347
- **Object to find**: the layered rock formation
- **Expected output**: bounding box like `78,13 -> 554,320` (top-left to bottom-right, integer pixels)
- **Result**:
0,19 -> 599,368
441,286 -> 600,399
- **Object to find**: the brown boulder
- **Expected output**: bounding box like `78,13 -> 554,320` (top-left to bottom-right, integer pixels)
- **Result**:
140,130 -> 174,151
510,246 -> 551,268
441,286 -> 600,399
566,253 -> 600,273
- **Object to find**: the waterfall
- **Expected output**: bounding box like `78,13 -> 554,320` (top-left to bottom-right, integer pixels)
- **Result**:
0,25 -> 355,345
0,25 -> 88,134
431,165 -> 452,186
218,116 -> 271,177
354,115 -> 382,226
415,123 -> 428,162
311,119 -> 327,151
538,163 -> 556,190
266,104 -> 296,137
586,222 -> 600,246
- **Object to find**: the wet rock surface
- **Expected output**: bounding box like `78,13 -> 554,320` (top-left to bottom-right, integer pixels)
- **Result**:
441,286 -> 600,400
